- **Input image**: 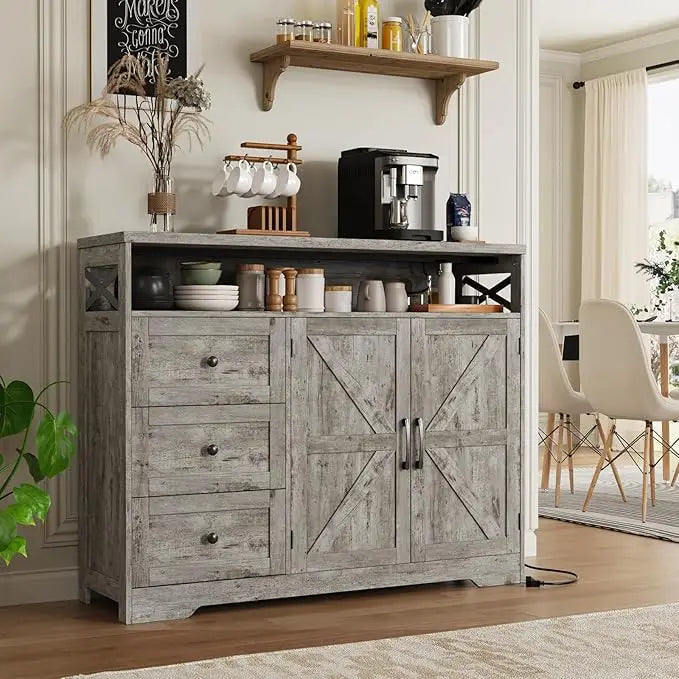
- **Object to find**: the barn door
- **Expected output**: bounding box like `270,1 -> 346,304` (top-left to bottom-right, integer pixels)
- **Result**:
410,317 -> 521,563
290,318 -> 410,573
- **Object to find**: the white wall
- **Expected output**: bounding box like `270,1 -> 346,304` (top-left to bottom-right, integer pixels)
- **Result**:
539,53 -> 584,322
0,0 -> 536,604
582,28 -> 679,80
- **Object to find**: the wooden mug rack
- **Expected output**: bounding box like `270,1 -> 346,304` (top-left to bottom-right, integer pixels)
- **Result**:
218,133 -> 310,238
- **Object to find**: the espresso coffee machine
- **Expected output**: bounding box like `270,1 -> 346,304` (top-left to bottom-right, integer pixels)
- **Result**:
338,148 -> 442,241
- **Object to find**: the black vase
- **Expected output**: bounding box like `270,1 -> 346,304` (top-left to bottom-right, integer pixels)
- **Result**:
132,268 -> 174,311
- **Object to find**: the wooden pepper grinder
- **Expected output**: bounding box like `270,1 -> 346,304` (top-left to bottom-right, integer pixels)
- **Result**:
282,268 -> 298,312
266,269 -> 283,312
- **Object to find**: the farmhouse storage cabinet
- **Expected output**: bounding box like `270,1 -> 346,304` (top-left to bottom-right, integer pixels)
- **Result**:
78,232 -> 525,624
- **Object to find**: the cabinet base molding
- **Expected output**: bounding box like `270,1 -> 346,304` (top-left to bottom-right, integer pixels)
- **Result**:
118,553 -> 522,624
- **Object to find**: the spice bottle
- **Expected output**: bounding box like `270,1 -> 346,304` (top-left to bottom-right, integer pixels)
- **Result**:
276,18 -> 296,44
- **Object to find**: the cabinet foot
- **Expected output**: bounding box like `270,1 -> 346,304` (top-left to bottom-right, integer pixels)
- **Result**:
471,573 -> 520,587
79,586 -> 92,605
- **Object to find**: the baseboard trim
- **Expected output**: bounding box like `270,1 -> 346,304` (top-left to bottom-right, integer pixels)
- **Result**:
524,529 -> 537,558
0,566 -> 78,606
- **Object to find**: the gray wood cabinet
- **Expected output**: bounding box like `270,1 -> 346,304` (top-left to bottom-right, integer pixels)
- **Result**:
77,234 -> 525,624
290,317 -> 521,575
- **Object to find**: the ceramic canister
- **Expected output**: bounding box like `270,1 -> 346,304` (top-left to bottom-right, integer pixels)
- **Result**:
325,285 -> 353,312
297,268 -> 325,312
384,280 -> 409,312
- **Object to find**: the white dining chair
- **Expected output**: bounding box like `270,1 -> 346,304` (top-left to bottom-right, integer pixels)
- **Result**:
539,308 -> 626,507
580,299 -> 679,521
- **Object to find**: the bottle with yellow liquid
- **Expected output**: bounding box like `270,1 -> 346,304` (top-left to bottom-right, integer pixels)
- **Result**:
355,0 -> 380,48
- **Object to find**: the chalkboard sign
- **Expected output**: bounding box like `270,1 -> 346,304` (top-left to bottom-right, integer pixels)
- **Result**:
91,0 -> 198,97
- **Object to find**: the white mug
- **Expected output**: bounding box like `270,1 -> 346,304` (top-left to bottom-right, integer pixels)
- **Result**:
357,280 -> 386,312
252,161 -> 277,197
384,281 -> 409,312
239,164 -> 259,198
226,159 -> 254,196
271,162 -> 301,198
211,162 -> 230,197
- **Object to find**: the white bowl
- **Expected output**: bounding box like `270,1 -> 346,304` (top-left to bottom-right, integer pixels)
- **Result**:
175,291 -> 239,297
175,298 -> 239,311
448,226 -> 479,242
175,285 -> 238,293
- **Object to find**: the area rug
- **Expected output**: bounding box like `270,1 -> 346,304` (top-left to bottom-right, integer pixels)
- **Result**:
64,604 -> 679,679
539,465 -> 679,541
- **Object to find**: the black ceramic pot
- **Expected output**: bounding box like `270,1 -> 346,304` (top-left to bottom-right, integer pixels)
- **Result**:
132,268 -> 174,310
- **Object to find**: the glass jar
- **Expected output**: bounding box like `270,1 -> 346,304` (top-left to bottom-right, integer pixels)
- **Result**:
296,20 -> 314,42
276,18 -> 296,44
319,22 -> 332,44
408,23 -> 431,55
336,0 -> 356,46
382,17 -> 403,51
148,172 -> 175,233
236,264 -> 265,311
313,22 -> 322,42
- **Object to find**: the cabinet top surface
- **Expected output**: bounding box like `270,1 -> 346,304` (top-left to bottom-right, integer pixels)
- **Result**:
77,232 -> 526,257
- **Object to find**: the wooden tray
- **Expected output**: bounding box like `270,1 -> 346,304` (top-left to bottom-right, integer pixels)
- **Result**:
217,229 -> 311,237
423,304 -> 504,313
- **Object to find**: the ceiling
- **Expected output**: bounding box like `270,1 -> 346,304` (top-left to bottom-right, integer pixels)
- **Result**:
538,0 -> 679,52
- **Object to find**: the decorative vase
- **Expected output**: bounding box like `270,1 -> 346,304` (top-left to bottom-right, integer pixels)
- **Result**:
148,173 -> 176,233
668,289 -> 679,321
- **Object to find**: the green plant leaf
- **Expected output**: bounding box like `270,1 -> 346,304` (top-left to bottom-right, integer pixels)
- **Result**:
23,453 -> 45,482
0,535 -> 27,565
0,381 -> 35,438
0,509 -> 17,553
13,484 -> 50,523
5,502 -> 35,526
36,411 -> 77,478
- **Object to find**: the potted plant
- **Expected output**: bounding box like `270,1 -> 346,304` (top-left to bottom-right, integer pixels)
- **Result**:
65,54 -> 211,233
0,378 -> 77,565
425,0 -> 483,58
635,230 -> 679,320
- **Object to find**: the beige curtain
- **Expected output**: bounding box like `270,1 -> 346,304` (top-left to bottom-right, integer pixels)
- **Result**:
581,69 -> 648,307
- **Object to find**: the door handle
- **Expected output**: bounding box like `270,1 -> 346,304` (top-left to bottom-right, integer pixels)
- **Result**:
414,418 -> 424,470
401,418 -> 411,470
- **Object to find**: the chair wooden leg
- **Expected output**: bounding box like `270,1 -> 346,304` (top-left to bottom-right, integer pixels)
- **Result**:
541,413 -> 555,490
595,418 -> 626,503
567,415 -> 575,494
673,459 -> 679,487
642,422 -> 650,523
649,424 -> 656,507
583,419 -> 614,512
555,415 -> 565,507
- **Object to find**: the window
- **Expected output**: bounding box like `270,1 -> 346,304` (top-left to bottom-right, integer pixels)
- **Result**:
648,74 -> 679,260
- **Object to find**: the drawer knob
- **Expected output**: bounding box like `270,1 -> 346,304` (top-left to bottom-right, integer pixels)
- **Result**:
206,356 -> 219,368
206,532 -> 219,545
206,444 -> 219,456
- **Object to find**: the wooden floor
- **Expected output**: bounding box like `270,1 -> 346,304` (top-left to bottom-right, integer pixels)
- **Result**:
2,519 -> 679,679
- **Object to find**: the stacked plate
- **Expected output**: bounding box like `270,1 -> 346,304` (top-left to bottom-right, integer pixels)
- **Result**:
175,285 -> 239,311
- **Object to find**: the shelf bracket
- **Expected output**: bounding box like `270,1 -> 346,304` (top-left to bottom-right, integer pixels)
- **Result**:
435,74 -> 466,125
262,55 -> 291,112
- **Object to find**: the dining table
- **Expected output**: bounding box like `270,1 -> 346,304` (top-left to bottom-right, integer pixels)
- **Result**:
552,320 -> 679,482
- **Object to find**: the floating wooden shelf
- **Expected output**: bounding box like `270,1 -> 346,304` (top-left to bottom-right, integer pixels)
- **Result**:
250,41 -> 499,126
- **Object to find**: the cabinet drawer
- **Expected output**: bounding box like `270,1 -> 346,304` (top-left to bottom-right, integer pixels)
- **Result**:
132,491 -> 285,587
132,317 -> 285,406
132,405 -> 285,496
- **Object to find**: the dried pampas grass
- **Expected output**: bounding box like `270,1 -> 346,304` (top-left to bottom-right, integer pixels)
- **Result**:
65,53 -> 211,176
